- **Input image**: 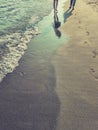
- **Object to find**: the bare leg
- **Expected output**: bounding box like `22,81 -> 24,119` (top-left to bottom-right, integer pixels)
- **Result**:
70,0 -> 73,8
69,0 -> 76,10
54,0 -> 58,12
72,0 -> 76,9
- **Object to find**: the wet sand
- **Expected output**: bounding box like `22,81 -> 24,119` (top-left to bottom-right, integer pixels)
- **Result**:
0,0 -> 98,130
0,1 -> 67,130
53,0 -> 98,129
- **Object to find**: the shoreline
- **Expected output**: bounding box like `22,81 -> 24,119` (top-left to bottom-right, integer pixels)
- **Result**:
0,0 -> 54,83
0,0 -> 98,129
53,0 -> 98,129
0,1 -> 67,129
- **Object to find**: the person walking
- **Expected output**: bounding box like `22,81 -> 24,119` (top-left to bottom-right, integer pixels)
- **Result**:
54,0 -> 58,12
69,0 -> 76,10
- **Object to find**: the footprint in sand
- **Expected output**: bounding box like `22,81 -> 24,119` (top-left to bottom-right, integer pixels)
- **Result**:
78,20 -> 81,24
83,41 -> 90,46
78,20 -> 81,28
86,31 -> 90,36
78,26 -> 81,29
90,68 -> 95,72
92,50 -> 98,58
84,41 -> 88,44
89,68 -> 98,80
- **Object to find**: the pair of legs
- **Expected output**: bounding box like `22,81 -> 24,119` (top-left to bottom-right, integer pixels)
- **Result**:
54,0 -> 58,12
69,0 -> 76,10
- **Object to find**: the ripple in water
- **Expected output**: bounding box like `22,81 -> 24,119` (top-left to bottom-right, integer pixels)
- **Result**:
0,0 -> 52,82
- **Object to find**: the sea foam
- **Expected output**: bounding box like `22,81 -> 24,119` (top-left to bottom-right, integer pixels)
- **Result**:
0,26 -> 40,82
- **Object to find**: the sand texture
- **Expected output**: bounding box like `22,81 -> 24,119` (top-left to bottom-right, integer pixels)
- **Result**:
52,0 -> 98,129
0,0 -> 98,130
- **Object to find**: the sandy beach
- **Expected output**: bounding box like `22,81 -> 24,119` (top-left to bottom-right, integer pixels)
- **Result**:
0,0 -> 98,130
0,2 -> 65,129
53,0 -> 98,129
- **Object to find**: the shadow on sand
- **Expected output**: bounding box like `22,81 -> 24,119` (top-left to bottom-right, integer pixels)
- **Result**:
63,9 -> 73,23
0,5 -> 70,130
0,29 -> 61,130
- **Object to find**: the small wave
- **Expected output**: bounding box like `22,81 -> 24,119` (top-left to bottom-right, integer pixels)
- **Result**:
0,26 -> 40,82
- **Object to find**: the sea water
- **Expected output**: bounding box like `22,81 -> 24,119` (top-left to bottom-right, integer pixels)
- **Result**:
0,0 -> 53,82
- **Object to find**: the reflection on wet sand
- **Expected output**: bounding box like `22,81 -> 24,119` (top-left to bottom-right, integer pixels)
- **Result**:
53,12 -> 61,38
0,1 -> 68,129
0,7 -> 64,130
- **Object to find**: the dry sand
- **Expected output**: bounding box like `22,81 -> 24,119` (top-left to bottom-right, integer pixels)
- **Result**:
53,0 -> 98,129
0,0 -> 98,130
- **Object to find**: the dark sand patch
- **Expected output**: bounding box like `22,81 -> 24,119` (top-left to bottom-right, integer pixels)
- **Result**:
0,1 -> 68,130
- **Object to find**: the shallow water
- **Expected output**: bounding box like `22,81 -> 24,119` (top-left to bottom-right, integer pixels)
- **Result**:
0,0 -> 52,34
0,1 -> 68,130
0,0 -> 53,82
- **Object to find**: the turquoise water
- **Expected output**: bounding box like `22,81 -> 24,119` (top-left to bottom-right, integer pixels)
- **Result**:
0,0 -> 53,82
0,0 -> 68,82
0,2 -> 68,128
0,0 -> 52,35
